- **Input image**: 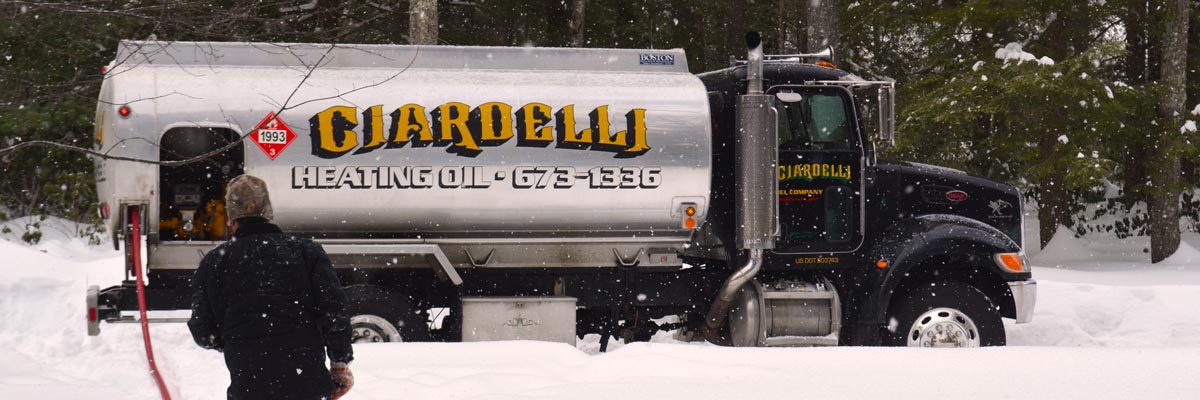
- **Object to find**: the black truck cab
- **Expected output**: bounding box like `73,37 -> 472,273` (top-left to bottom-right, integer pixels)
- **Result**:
692,57 -> 1035,347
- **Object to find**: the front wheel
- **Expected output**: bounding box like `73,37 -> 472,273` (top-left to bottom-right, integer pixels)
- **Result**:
884,281 -> 1005,347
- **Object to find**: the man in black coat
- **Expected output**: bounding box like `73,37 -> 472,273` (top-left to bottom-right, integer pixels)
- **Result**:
189,175 -> 355,400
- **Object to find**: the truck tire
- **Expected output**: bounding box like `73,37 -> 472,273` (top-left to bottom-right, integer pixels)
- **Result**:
883,281 -> 1005,347
344,285 -> 430,343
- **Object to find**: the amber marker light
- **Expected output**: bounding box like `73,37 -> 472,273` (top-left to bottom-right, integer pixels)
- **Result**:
118,105 -> 132,118
875,260 -> 888,269
681,203 -> 699,229
993,253 -> 1026,273
816,60 -> 838,69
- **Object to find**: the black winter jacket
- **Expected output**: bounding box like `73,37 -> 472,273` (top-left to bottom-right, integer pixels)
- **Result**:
188,220 -> 354,364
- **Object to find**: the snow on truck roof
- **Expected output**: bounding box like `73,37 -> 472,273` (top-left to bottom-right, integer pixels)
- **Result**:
111,40 -> 692,74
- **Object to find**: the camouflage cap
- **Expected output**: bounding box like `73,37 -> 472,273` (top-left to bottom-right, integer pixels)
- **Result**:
225,175 -> 273,221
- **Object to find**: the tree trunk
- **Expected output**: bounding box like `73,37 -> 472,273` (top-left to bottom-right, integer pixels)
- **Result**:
806,0 -> 838,52
726,0 -> 747,59
775,0 -> 801,53
409,0 -> 438,45
314,0 -> 350,40
1037,131 -> 1068,249
1122,1 -> 1151,208
1034,3 -> 1078,249
569,0 -> 586,47
1125,1 -> 1147,83
672,0 -> 703,69
1120,0 -> 1146,208
1148,1 -> 1164,83
1150,0 -> 1189,263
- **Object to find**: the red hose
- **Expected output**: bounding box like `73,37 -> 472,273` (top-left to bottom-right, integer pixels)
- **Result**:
130,206 -> 173,400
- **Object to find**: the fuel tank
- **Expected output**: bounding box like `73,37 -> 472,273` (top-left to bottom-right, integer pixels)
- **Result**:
95,41 -> 712,243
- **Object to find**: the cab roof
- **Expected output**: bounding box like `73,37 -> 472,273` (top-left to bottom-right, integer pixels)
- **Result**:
697,63 -> 862,94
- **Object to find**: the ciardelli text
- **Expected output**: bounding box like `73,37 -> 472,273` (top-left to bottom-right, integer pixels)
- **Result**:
309,102 -> 651,158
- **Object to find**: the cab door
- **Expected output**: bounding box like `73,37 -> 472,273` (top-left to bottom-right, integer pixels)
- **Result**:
770,85 -> 865,254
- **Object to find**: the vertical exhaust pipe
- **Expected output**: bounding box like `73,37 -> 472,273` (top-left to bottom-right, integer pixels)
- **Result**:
745,32 -> 764,95
702,32 -> 778,345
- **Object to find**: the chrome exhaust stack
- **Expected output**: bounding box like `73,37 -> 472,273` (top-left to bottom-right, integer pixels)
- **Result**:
744,33 -> 765,95
703,32 -> 779,345
702,249 -> 765,344
731,36 -> 777,253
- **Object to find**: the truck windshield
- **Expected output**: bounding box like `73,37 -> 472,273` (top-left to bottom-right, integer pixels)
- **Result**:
776,92 -> 856,150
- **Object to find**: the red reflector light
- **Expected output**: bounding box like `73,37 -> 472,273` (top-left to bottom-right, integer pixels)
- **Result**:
118,105 -> 131,118
87,307 -> 97,322
946,190 -> 969,202
99,203 -> 109,219
101,66 -> 108,74
684,217 -> 697,229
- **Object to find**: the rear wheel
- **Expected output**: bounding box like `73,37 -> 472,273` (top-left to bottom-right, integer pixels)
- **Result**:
344,285 -> 430,343
351,314 -> 402,343
884,281 -> 1005,347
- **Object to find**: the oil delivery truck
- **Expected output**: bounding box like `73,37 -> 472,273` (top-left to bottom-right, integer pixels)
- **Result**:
87,34 -> 1035,348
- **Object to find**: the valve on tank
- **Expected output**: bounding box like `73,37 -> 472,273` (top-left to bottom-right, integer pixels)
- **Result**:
160,184 -> 226,240
161,184 -> 202,240
175,184 -> 202,233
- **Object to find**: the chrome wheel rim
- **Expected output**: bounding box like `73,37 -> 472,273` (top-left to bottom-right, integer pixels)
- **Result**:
349,314 -> 402,343
906,307 -> 980,348
351,326 -> 385,343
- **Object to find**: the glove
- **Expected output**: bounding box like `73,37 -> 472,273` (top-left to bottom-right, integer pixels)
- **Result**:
331,363 -> 354,400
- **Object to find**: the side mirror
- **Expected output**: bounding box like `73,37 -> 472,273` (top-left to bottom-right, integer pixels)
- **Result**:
877,83 -> 896,149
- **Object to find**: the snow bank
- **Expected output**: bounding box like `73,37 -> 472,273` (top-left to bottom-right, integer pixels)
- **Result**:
0,216 -> 111,260
1160,241 -> 1200,266
1033,225 -> 1096,262
0,239 -> 175,399
1007,277 -> 1200,347
2,230 -> 1200,399
342,342 -> 1200,400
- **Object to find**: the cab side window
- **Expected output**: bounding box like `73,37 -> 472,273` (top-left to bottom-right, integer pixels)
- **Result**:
776,92 -> 856,150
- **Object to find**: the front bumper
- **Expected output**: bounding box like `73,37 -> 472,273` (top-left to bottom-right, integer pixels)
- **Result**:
1007,279 -> 1037,323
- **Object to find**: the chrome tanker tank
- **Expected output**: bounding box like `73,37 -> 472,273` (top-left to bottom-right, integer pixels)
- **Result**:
94,41 -> 712,269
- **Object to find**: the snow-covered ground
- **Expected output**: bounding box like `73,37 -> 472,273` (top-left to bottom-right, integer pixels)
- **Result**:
2,215 -> 1199,399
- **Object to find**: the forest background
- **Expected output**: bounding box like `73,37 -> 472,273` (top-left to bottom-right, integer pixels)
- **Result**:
1,0 -> 1198,262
